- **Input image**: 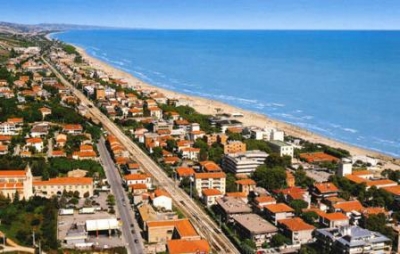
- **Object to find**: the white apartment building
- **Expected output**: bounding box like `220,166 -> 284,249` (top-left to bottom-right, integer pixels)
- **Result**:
194,172 -> 226,198
222,150 -> 268,175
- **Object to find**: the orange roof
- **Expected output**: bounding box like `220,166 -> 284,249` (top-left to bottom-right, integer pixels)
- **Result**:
177,140 -> 191,147
176,167 -> 195,177
202,188 -> 223,196
147,219 -> 198,237
164,157 -> 180,164
115,156 -> 129,165
154,189 -> 171,198
130,183 -> 147,190
167,239 -> 210,254
175,120 -> 190,125
52,150 -> 66,156
26,137 -> 43,144
366,179 -> 397,187
199,161 -> 221,172
299,152 -> 339,163
265,203 -> 294,213
345,175 -> 366,184
33,177 -> 93,186
321,212 -> 349,221
127,163 -> 140,169
362,207 -> 388,216
235,179 -> 256,186
0,145 -> 7,152
278,217 -> 315,231
7,117 -> 23,124
352,170 -> 374,176
226,192 -> 247,198
80,145 -> 94,151
0,170 -> 26,177
314,182 -> 339,193
333,200 -> 364,213
63,124 -> 83,131
73,151 -> 97,158
382,185 -> 400,196
195,172 -> 226,179
181,147 -> 200,152
0,135 -> 12,142
255,196 -> 276,204
124,174 -> 149,181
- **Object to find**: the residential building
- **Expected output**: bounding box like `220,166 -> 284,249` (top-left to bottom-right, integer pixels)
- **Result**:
124,173 -> 152,189
181,147 -> 201,161
264,203 -> 295,225
312,182 -> 340,200
151,189 -> 172,211
199,161 -> 222,172
204,133 -> 228,146
33,177 -> 93,198
26,137 -> 44,152
300,152 -> 340,164
320,212 -> 350,228
223,140 -> 246,154
222,150 -> 268,175
233,214 -> 278,247
314,226 -> 391,254
201,188 -> 223,207
0,122 -> 17,135
176,167 -> 195,180
235,179 -> 256,195
253,196 -> 277,213
215,196 -> 252,222
63,124 -> 83,135
194,172 -> 226,197
337,158 -> 353,177
278,217 -> 315,244
267,140 -> 293,158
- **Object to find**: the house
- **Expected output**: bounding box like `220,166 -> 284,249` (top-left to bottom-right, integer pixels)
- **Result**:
233,214 -> 278,247
267,140 -> 293,158
278,217 -> 315,244
194,172 -> 226,197
181,147 -> 201,161
382,185 -> 400,201
314,226 -> 391,254
33,177 -> 94,198
63,124 -> 83,135
0,145 -> 8,155
215,196 -> 252,222
320,212 -> 350,228
130,184 -> 148,195
273,186 -> 311,207
72,151 -> 97,160
167,239 -> 210,254
264,203 -> 295,225
176,167 -> 195,180
124,173 -> 152,189
201,188 -> 223,207
0,122 -> 17,135
312,182 -> 340,200
286,172 -> 295,187
333,200 -> 364,223
254,196 -> 277,213
39,107 -> 52,119
148,106 -> 163,119
30,123 -> 50,137
151,189 -> 172,211
204,133 -> 228,146
56,134 -> 67,147
26,137 -> 44,152
235,179 -> 256,195
199,161 -> 222,172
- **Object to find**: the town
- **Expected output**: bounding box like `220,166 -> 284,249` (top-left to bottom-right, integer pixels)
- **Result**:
0,31 -> 400,254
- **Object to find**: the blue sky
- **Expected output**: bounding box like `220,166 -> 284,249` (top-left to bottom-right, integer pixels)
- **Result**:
2,0 -> 400,30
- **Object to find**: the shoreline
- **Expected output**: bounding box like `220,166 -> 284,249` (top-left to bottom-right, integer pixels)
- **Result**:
49,33 -> 399,168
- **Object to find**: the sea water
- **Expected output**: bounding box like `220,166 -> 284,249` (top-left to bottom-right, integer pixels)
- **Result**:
53,30 -> 400,157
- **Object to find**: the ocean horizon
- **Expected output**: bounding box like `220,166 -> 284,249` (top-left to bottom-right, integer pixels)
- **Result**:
52,29 -> 400,158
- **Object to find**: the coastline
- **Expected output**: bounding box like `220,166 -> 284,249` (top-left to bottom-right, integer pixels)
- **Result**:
56,36 -> 399,168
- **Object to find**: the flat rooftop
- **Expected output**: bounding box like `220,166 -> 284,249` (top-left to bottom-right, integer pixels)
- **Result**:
233,214 -> 277,234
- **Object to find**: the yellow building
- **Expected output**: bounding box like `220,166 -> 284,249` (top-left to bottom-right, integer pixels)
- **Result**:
0,166 -> 33,200
33,177 -> 93,198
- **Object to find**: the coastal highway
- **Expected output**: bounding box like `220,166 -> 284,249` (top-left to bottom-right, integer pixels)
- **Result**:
97,138 -> 144,254
43,56 -> 240,253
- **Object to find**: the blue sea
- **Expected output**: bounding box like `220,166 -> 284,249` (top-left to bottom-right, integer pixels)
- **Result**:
52,30 -> 400,158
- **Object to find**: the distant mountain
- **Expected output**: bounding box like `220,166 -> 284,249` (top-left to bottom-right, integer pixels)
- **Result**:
0,21 -> 112,34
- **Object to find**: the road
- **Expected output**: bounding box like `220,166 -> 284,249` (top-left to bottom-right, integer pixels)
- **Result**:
43,56 -> 240,253
97,138 -> 144,254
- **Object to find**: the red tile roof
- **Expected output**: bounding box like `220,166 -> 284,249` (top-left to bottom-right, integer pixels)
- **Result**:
33,177 -> 93,186
195,172 -> 226,179
314,182 -> 339,193
265,203 -> 294,213
202,188 -> 223,196
278,217 -> 315,231
167,239 -> 210,254
300,152 -> 340,163
333,200 -> 364,213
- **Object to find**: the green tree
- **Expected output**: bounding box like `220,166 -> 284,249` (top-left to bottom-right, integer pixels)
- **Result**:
270,233 -> 290,247
107,194 -> 116,206
265,153 -> 291,168
253,165 -> 286,191
289,199 -> 309,216
226,173 -> 237,192
301,211 -> 319,225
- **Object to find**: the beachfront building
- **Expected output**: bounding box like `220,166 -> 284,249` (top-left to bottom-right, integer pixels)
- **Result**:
194,172 -> 226,198
337,158 -> 353,177
314,226 -> 392,254
267,140 -> 294,158
33,177 -> 94,198
232,214 -> 278,247
0,166 -> 33,200
223,140 -> 246,155
222,150 -> 268,175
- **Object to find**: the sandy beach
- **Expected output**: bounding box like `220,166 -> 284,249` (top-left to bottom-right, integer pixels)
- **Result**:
73,46 -> 400,169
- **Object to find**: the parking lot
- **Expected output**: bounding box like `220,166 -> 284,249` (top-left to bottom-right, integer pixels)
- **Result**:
57,192 -> 127,249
